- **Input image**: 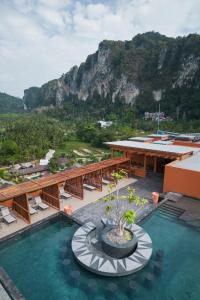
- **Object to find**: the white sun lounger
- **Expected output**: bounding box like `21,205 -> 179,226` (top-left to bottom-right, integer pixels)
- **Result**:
35,196 -> 49,210
83,183 -> 96,191
59,187 -> 71,199
28,204 -> 38,215
102,178 -> 111,185
1,207 -> 17,224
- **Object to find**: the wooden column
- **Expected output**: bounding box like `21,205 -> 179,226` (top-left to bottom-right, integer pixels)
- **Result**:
153,156 -> 157,173
144,154 -> 147,172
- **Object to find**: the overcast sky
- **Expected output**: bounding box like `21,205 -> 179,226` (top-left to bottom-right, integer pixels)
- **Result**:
0,0 -> 200,98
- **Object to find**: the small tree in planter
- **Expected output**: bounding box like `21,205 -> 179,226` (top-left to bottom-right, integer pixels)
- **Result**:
104,170 -> 147,238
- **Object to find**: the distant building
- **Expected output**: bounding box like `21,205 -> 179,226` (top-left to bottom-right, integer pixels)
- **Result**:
144,112 -> 165,121
39,149 -> 55,166
9,165 -> 48,177
97,120 -> 113,128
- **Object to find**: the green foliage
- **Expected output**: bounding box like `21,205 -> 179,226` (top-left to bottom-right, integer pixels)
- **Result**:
124,230 -> 132,241
103,171 -> 147,233
0,140 -> 19,164
111,169 -> 127,182
105,205 -> 112,214
0,114 -> 65,165
127,187 -> 148,207
123,210 -> 136,224
76,123 -> 114,148
1,140 -> 19,156
48,157 -> 59,173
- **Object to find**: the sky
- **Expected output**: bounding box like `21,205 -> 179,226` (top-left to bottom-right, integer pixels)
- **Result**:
0,0 -> 200,98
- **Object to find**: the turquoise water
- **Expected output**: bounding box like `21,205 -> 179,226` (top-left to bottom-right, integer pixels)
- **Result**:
0,213 -> 199,300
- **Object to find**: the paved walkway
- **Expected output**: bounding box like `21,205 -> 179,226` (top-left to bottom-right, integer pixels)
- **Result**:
72,174 -> 163,225
0,284 -> 11,300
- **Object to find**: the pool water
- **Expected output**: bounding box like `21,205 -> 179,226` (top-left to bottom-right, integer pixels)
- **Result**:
0,213 -> 199,300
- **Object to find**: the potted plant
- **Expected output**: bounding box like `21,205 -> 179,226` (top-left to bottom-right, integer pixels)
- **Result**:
104,170 -> 147,236
101,170 -> 147,258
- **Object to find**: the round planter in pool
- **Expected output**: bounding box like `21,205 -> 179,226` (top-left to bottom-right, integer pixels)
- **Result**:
101,226 -> 138,259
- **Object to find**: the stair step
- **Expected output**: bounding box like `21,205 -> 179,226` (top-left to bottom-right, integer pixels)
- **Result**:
159,206 -> 183,216
157,212 -> 178,221
158,209 -> 179,218
163,203 -> 184,213
158,206 -> 181,214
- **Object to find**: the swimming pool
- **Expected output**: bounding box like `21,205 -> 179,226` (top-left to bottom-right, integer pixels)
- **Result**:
0,213 -> 199,300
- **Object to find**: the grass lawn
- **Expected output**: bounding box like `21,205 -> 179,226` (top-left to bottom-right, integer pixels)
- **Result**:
55,140 -> 109,156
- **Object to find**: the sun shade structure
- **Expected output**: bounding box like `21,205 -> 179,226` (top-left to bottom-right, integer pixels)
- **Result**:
0,157 -> 131,223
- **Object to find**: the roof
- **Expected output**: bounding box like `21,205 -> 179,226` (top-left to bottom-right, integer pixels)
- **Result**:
172,152 -> 200,172
0,157 -> 130,201
148,134 -> 168,138
128,137 -> 153,142
20,162 -> 34,168
106,140 -> 198,155
153,140 -> 173,145
39,159 -> 49,166
9,165 -> 48,176
175,134 -> 196,141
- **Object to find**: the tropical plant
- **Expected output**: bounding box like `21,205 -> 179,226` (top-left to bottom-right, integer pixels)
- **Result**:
104,170 -> 147,237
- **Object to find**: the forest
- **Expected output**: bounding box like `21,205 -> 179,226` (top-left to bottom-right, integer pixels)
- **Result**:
1,110 -> 200,166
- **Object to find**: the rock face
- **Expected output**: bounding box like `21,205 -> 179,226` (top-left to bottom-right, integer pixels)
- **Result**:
23,32 -> 200,118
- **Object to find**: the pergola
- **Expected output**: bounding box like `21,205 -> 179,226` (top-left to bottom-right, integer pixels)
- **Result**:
0,157 -> 130,223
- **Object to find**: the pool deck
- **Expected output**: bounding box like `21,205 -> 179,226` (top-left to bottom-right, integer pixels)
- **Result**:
72,174 -> 163,225
0,283 -> 11,300
0,177 -> 140,240
1,173 -> 199,241
170,196 -> 200,228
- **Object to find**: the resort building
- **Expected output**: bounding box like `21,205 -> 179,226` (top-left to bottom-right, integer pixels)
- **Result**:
106,137 -> 200,199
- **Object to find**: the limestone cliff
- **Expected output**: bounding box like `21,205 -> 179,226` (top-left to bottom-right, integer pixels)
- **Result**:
23,32 -> 200,119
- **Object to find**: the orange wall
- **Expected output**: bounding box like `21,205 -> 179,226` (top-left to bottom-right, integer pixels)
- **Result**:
163,164 -> 200,199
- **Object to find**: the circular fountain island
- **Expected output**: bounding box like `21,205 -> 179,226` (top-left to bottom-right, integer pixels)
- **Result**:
71,170 -> 152,277
72,218 -> 152,277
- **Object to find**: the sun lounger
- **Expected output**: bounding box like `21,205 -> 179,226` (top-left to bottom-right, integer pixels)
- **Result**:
28,204 -> 38,215
59,187 -> 71,199
35,196 -> 49,210
0,207 -> 17,224
102,178 -> 111,185
83,183 -> 96,191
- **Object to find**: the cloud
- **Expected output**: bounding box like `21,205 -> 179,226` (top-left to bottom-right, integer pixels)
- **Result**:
0,0 -> 200,97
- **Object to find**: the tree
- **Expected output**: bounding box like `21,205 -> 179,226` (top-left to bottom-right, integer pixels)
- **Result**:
1,140 -> 19,156
104,170 -> 147,236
